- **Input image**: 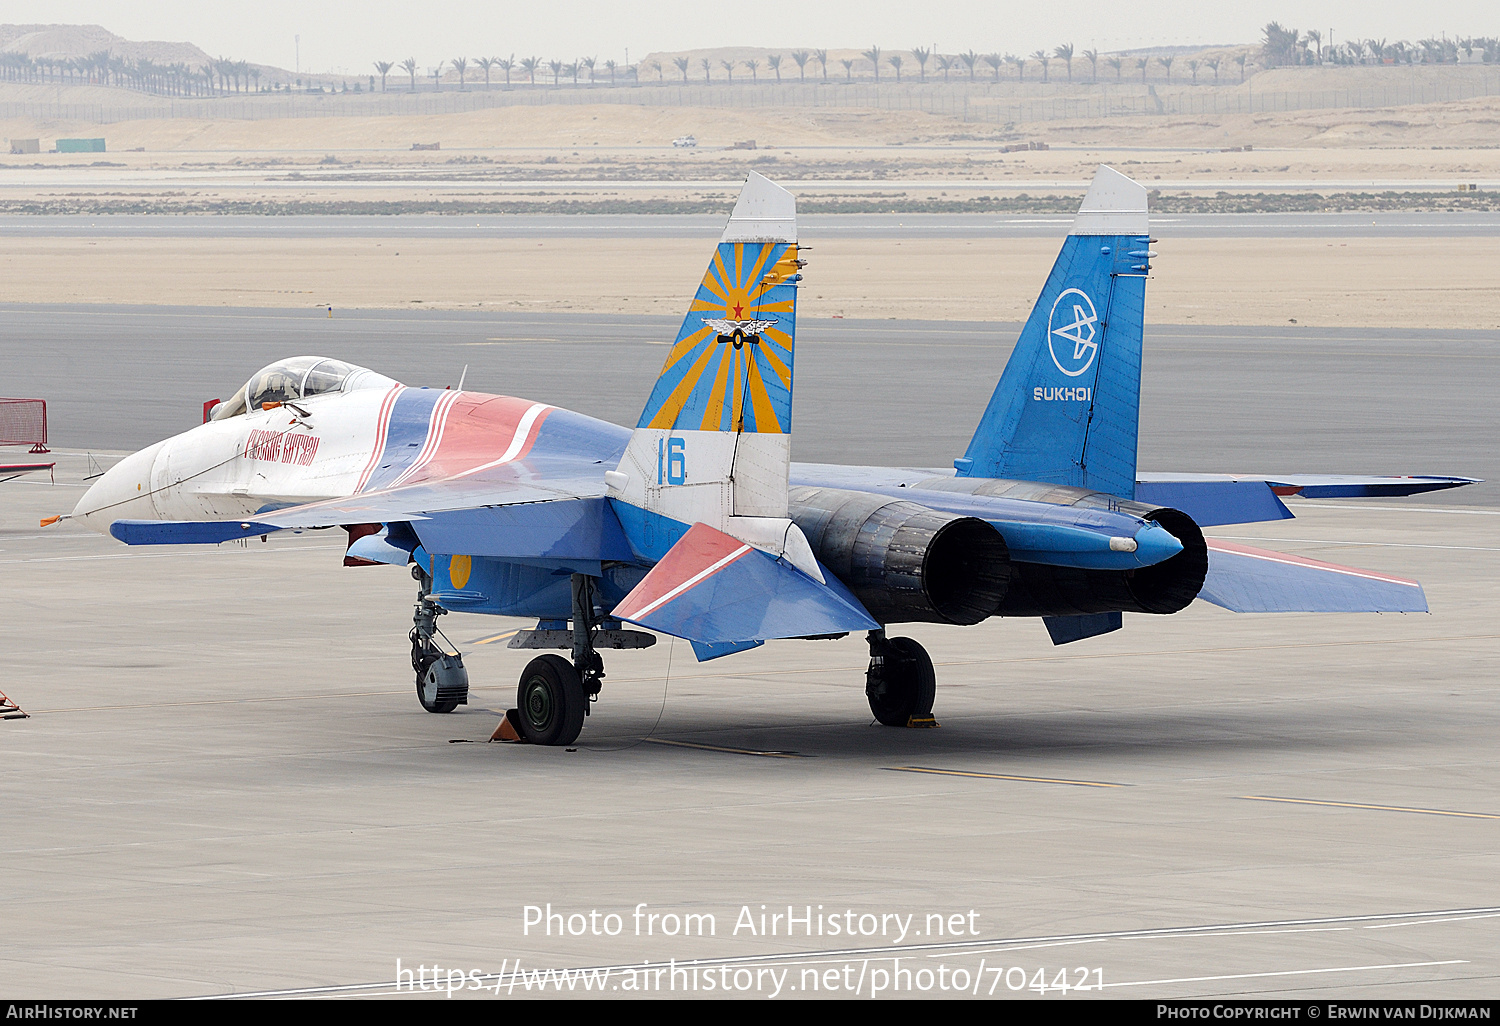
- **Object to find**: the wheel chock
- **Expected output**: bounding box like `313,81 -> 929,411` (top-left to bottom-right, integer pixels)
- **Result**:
489,708 -> 529,743
905,715 -> 940,728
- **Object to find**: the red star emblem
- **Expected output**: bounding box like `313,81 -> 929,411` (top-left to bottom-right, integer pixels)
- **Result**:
732,302 -> 744,318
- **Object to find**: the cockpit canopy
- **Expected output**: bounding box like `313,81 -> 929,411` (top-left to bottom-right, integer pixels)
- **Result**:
209,357 -> 391,420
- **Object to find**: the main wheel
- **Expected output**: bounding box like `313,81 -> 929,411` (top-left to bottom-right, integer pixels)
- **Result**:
866,636 -> 936,726
416,653 -> 468,714
517,654 -> 587,746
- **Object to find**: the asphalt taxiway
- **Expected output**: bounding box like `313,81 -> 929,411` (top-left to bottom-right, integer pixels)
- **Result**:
1,308 -> 1497,999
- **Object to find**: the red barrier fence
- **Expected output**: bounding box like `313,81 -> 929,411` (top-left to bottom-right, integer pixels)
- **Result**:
0,399 -> 49,453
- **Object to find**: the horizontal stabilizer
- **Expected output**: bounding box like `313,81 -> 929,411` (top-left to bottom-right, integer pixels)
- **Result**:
1198,540 -> 1427,613
1043,612 -> 1122,645
110,519 -> 281,545
1136,472 -> 1481,509
612,522 -> 878,659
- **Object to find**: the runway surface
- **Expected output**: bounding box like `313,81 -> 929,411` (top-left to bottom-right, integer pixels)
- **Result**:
1,305 -> 1495,505
3,211 -> 1499,239
2,306 -> 1497,999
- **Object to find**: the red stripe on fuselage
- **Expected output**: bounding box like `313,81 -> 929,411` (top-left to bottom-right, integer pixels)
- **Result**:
388,392 -> 554,488
354,384 -> 404,493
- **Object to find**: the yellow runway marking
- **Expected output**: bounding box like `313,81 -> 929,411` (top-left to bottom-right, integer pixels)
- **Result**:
1241,795 -> 1500,820
888,766 -> 1126,788
471,630 -> 519,646
645,737 -> 807,759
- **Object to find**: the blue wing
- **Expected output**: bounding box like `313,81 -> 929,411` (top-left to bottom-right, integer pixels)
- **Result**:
1198,539 -> 1427,613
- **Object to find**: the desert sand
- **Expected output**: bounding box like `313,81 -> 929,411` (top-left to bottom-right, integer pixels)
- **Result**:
2,236 -> 1496,328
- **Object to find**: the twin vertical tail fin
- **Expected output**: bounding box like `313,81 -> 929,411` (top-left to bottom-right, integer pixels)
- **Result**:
608,173 -> 882,657
609,171 -> 815,568
956,165 -> 1151,500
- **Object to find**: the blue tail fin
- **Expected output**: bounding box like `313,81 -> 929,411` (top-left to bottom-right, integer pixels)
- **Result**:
955,166 -> 1150,500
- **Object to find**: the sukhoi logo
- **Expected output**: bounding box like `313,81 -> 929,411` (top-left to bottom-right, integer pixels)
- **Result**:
1048,288 -> 1099,377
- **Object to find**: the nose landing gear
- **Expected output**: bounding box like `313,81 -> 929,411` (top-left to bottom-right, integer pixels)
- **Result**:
411,565 -> 469,713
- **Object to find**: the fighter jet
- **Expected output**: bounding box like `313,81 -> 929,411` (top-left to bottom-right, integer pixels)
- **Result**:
62,169 -> 1477,746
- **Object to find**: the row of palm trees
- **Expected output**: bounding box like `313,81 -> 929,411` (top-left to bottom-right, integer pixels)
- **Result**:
371,46 -> 1258,89
1263,23 -> 1499,67
0,49 -> 262,95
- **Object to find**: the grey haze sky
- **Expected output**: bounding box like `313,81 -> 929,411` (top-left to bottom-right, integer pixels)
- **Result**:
2,1 -> 1494,75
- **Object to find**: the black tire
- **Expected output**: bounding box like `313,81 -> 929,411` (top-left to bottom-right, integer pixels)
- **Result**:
866,636 -> 937,726
416,654 -> 460,714
517,654 -> 587,746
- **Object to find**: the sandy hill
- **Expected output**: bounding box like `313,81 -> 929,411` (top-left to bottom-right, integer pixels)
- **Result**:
0,23 -> 215,66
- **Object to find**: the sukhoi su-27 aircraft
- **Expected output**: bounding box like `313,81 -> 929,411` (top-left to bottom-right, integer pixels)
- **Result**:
62,168 -> 1476,746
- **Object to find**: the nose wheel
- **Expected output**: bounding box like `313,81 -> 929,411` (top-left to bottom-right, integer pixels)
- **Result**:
411,565 -> 468,713
865,631 -> 936,727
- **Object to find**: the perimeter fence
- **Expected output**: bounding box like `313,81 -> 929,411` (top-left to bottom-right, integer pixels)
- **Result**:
3,69 -> 1500,128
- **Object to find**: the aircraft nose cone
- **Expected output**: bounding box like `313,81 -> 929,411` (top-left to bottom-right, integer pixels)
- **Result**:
72,443 -> 164,534
1132,520 -> 1184,567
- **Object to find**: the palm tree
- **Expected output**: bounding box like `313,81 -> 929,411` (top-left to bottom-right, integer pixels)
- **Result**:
935,54 -> 952,82
743,58 -> 759,81
911,46 -> 930,81
647,59 -> 662,82
1107,55 -> 1124,80
767,54 -> 782,81
840,58 -> 854,81
673,56 -> 690,83
548,59 -> 563,85
1136,56 -> 1150,82
888,54 -> 903,81
520,56 -> 540,84
720,58 -> 735,83
431,65 -> 442,91
791,50 -> 809,81
1205,57 -> 1221,83
581,56 -> 596,84
983,53 -> 1003,80
959,50 -> 979,79
1054,42 -> 1074,81
497,56 -> 514,86
1013,54 -> 1026,82
1235,53 -> 1248,80
1306,29 -> 1322,62
700,57 -> 712,82
401,57 -> 418,91
1031,49 -> 1050,82
1187,58 -> 1200,83
1160,55 -> 1174,83
604,59 -> 617,85
862,46 -> 882,81
475,56 -> 493,89
566,61 -> 580,85
451,57 -> 467,90
374,60 -> 393,91
814,49 -> 829,80
1082,48 -> 1099,82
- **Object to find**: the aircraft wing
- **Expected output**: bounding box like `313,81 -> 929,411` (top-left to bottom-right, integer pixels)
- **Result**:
1135,473 -> 1480,526
109,461 -> 614,556
1197,539 -> 1427,613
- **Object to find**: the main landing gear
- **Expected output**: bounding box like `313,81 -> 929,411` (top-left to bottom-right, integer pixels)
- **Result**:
507,574 -> 654,746
411,565 -> 469,714
865,630 -> 936,727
